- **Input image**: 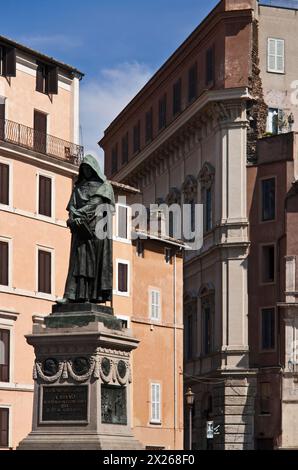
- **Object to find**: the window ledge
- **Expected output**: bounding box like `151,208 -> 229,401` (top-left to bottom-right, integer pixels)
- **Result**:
149,421 -> 162,426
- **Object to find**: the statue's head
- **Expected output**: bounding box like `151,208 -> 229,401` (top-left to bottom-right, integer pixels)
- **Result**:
77,154 -> 106,184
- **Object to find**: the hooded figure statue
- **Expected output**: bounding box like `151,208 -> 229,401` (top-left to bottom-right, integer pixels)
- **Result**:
59,154 -> 115,303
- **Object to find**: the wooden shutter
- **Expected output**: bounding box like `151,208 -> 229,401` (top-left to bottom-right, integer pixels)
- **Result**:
47,66 -> 58,94
36,63 -> 45,92
0,163 -> 9,205
0,329 -> 10,382
0,102 -> 5,140
38,175 -> 52,217
118,263 -> 128,292
34,110 -> 47,154
4,47 -> 16,77
0,408 -> 9,447
38,250 -> 51,294
0,241 -> 9,286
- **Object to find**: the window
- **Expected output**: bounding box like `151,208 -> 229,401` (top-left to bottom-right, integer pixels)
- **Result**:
111,144 -> 118,175
0,241 -> 9,286
145,108 -> 153,143
261,245 -> 275,284
38,249 -> 52,294
0,329 -> 10,382
206,46 -> 215,85
121,132 -> 129,165
36,62 -> 58,94
133,121 -> 141,153
267,38 -> 284,73
0,100 -> 5,140
186,314 -> 193,360
34,110 -> 47,154
151,383 -> 161,423
116,204 -> 128,239
205,188 -> 212,232
173,79 -> 182,115
150,289 -> 161,320
164,247 -> 172,264
0,408 -> 9,448
117,261 -> 128,294
0,45 -> 16,77
188,63 -> 198,102
261,308 -> 275,350
0,162 -> 9,206
261,178 -> 275,221
260,382 -> 271,414
158,94 -> 167,130
203,305 -> 212,354
267,108 -> 285,135
38,175 -> 52,217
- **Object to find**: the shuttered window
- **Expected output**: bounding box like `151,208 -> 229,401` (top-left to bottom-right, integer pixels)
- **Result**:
145,108 -> 153,143
111,144 -> 118,175
206,46 -> 215,85
133,121 -> 141,154
150,290 -> 160,320
158,94 -> 167,130
267,38 -> 284,73
188,63 -> 198,102
0,241 -> 9,286
151,383 -> 161,423
38,175 -> 52,217
36,62 -> 58,94
117,205 -> 128,239
0,163 -> 9,206
121,132 -> 129,165
38,250 -> 52,294
173,78 -> 182,115
0,408 -> 9,448
0,46 -> 16,77
118,262 -> 128,293
0,329 -> 10,382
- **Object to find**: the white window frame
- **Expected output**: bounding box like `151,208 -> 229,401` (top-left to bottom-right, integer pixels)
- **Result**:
114,259 -> 130,297
150,382 -> 161,424
0,405 -> 12,449
0,236 -> 12,289
267,37 -> 285,74
115,201 -> 131,244
0,318 -> 14,385
36,245 -> 55,298
36,170 -> 55,220
0,156 -> 13,209
149,288 -> 161,321
115,314 -> 130,329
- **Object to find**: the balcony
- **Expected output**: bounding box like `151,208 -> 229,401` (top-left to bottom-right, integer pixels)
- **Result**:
0,118 -> 83,165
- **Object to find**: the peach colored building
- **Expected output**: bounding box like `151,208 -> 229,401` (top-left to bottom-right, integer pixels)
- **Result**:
0,35 -> 83,449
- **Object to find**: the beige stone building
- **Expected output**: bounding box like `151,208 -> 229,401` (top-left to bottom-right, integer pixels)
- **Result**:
99,0 -> 298,450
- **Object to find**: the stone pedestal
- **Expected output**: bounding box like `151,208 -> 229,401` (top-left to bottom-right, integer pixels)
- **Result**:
18,304 -> 143,450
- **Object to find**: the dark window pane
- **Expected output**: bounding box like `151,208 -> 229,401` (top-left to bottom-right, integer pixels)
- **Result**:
173,79 -> 181,115
205,188 -> 212,232
0,163 -> 9,205
259,382 -> 271,415
0,329 -> 10,382
145,108 -> 153,143
262,245 -> 275,283
38,250 -> 51,294
111,144 -> 118,175
47,66 -> 58,94
133,121 -> 141,153
0,241 -> 9,286
118,206 -> 128,239
118,263 -> 128,292
206,46 -> 215,85
203,306 -> 211,354
188,63 -> 198,102
262,178 -> 275,221
121,133 -> 129,165
261,308 -> 275,350
158,95 -> 167,130
0,408 -> 9,447
186,315 -> 193,360
39,175 -> 52,217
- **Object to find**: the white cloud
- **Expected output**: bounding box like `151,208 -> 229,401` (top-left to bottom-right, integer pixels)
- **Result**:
80,62 -> 153,169
20,34 -> 82,50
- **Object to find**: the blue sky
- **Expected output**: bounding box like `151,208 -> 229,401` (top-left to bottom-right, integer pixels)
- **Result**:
2,0 -> 220,164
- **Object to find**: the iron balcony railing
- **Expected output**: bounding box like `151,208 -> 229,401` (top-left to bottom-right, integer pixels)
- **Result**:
0,118 -> 83,165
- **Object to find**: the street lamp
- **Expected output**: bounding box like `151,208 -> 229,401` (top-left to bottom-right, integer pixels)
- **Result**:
185,387 -> 195,450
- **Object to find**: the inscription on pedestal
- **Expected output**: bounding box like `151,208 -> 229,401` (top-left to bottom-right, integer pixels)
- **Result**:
40,385 -> 88,423
101,385 -> 127,425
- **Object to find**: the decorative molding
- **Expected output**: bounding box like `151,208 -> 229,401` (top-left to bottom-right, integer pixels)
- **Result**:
198,162 -> 215,189
166,187 -> 181,205
182,175 -> 198,202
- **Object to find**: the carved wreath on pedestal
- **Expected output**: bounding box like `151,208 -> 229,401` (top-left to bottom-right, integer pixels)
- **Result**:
33,354 -> 132,386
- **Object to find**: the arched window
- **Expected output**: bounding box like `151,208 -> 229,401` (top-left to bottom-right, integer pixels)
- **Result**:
198,163 -> 215,233
182,175 -> 198,235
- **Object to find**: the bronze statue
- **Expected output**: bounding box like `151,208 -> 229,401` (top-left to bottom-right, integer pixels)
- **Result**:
58,154 -> 115,304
